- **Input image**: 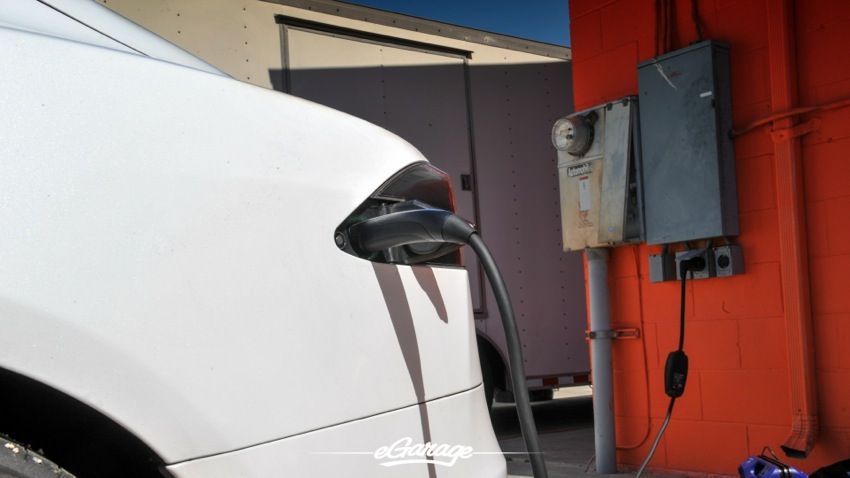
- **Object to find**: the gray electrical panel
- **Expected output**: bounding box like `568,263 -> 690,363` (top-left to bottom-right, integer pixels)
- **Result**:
638,40 -> 738,245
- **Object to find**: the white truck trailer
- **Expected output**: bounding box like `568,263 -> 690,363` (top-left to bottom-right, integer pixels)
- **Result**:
101,0 -> 589,405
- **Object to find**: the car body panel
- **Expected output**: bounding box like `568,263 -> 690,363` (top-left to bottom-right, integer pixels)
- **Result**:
0,0 -> 224,74
166,386 -> 506,477
0,5 -> 500,472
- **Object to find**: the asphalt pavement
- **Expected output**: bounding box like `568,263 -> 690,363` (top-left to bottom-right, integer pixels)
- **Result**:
493,386 -> 681,478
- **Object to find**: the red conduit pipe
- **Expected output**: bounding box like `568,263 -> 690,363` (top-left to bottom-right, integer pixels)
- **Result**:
767,0 -> 819,459
732,97 -> 850,137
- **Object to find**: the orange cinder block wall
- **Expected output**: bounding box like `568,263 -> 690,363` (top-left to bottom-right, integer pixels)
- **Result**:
569,0 -> 850,474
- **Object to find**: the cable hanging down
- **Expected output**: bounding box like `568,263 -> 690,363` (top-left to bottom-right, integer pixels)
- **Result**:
636,253 -> 702,478
347,208 -> 549,478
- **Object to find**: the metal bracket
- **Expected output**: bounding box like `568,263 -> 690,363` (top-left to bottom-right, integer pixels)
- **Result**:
766,117 -> 821,143
585,328 -> 640,340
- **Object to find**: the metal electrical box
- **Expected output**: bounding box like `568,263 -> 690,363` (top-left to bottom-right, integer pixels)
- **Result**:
553,97 -> 641,251
638,40 -> 738,245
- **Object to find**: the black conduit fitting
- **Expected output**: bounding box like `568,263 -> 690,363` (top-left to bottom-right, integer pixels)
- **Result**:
348,208 -> 548,478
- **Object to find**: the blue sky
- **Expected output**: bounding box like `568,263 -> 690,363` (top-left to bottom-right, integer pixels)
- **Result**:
344,0 -> 571,47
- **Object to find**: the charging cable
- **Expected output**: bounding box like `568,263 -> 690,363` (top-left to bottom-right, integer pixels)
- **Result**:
348,208 -> 549,478
635,251 -> 704,478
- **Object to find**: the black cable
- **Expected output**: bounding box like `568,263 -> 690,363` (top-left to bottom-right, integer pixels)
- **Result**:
635,398 -> 676,478
468,233 -> 548,478
678,258 -> 687,351
691,0 -> 704,42
347,210 -> 547,478
636,257 -> 693,478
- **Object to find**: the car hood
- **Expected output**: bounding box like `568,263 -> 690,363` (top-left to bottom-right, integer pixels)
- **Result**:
0,0 -> 225,75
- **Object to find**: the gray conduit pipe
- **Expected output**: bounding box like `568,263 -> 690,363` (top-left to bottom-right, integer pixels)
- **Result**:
586,247 -> 617,473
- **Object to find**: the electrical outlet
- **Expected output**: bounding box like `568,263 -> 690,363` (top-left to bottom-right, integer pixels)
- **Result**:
675,249 -> 716,280
713,244 -> 744,277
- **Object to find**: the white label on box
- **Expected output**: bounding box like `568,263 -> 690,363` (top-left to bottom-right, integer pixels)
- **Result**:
579,176 -> 591,212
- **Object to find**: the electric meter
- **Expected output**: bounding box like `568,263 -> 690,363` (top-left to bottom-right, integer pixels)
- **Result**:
551,115 -> 594,155
554,97 -> 642,251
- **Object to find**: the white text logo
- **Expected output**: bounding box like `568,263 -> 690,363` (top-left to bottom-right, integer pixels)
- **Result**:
373,436 -> 474,467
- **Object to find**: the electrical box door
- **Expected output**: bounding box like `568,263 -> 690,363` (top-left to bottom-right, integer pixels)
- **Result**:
637,40 -> 738,245
553,97 -> 641,251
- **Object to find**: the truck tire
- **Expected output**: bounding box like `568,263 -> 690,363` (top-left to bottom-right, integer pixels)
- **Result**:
0,437 -> 75,478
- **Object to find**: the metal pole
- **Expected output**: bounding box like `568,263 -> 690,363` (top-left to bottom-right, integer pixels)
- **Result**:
586,247 -> 617,473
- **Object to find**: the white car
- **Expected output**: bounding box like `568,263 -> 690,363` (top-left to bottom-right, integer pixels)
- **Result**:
0,1 -> 506,476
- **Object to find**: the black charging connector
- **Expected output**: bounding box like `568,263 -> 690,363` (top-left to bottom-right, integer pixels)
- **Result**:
675,248 -> 709,279
664,350 -> 688,398
684,256 -> 706,272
